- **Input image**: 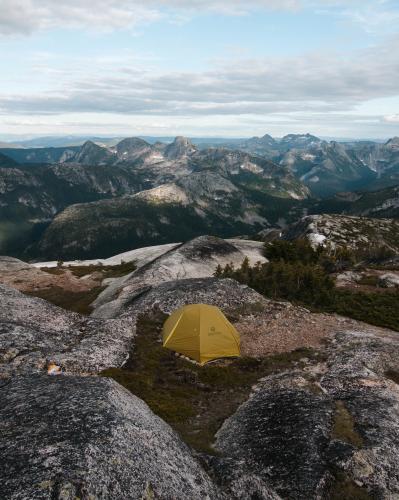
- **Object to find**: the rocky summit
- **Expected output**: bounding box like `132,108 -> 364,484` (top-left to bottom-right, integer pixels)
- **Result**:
284,214 -> 399,252
2,270 -> 399,498
92,235 -> 267,318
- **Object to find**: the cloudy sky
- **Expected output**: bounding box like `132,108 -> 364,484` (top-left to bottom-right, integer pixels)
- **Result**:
0,0 -> 399,139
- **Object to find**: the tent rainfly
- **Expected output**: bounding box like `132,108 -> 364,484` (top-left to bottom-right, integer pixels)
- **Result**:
162,304 -> 240,365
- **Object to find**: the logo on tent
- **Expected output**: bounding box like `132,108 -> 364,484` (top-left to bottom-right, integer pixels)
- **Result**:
208,326 -> 221,336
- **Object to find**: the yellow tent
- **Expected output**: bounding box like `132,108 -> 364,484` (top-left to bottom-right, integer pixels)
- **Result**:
162,304 -> 240,365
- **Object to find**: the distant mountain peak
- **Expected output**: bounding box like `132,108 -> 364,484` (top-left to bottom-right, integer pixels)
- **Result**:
80,140 -> 101,150
116,137 -> 150,149
281,133 -> 321,142
73,140 -> 114,165
115,137 -> 152,160
165,136 -> 197,159
386,137 -> 399,148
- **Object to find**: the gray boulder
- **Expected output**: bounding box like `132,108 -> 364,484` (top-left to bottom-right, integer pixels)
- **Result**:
94,276 -> 268,321
0,376 -> 219,499
214,327 -> 399,499
0,284 -> 132,377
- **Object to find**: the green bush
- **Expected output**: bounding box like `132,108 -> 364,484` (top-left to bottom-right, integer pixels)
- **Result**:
215,241 -> 399,331
263,239 -> 323,264
215,257 -> 334,307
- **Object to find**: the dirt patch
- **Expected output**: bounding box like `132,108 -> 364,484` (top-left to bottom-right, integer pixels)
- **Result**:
0,259 -> 136,315
328,471 -> 372,500
231,301 -> 350,357
0,264 -> 100,294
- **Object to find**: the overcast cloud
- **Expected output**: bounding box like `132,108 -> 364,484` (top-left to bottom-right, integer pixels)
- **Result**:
0,0 -> 398,137
0,36 -> 398,117
0,0 -> 376,35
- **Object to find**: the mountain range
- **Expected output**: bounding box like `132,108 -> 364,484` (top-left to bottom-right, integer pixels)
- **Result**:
0,136 -> 309,258
2,133 -> 399,197
1,133 -> 398,260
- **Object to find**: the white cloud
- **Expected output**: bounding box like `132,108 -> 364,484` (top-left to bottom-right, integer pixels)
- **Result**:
1,36 -> 398,118
0,0 -> 161,35
0,0 -> 372,35
384,114 -> 399,123
326,1 -> 399,34
0,0 -> 398,138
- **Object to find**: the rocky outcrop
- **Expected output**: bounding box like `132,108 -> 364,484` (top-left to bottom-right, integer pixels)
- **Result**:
0,376 -> 219,499
119,277 -> 267,320
92,236 -> 267,318
379,273 -> 399,288
214,326 -> 399,499
284,214 -> 399,253
0,284 -> 132,377
34,242 -> 181,269
93,275 -> 268,321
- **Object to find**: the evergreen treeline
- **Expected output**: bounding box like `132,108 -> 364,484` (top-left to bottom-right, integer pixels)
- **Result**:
215,239 -> 399,330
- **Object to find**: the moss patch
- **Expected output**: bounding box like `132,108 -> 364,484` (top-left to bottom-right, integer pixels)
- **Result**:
357,275 -> 380,287
329,290 -> 399,331
67,261 -> 137,278
40,266 -> 65,276
32,260 -> 137,315
25,286 -> 105,315
385,369 -> 399,384
329,471 -> 372,500
100,309 -> 324,454
332,400 -> 363,448
42,260 -> 137,279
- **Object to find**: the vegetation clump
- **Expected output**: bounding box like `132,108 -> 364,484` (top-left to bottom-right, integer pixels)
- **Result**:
328,471 -> 372,500
215,239 -> 399,331
42,260 -> 137,279
25,286 -> 105,315
332,400 -> 363,447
